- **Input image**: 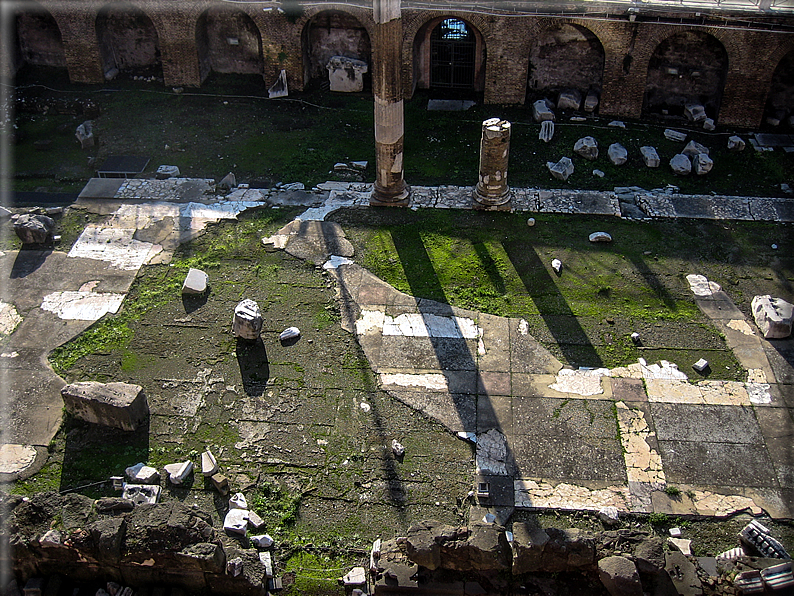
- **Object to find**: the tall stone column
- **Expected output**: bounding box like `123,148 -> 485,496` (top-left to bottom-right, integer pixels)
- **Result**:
371,0 -> 409,206
473,118 -> 512,209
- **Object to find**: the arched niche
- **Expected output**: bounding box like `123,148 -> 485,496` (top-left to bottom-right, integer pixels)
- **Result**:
642,31 -> 728,120
96,3 -> 161,79
765,49 -> 794,128
196,6 -> 263,82
413,17 -> 485,95
526,23 -> 604,104
301,10 -> 371,88
14,2 -> 66,71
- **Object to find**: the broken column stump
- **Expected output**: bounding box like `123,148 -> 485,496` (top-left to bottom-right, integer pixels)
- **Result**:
61,381 -> 149,431
473,118 -> 512,210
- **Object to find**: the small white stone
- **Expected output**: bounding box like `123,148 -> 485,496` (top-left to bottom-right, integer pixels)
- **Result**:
391,439 -> 405,457
693,358 -> 709,372
223,509 -> 249,535
551,259 -> 562,274
229,492 -> 248,510
631,332 -> 640,342
279,327 -> 300,342
360,402 -> 371,412
527,218 -> 535,227
251,534 -> 274,548
669,527 -> 682,537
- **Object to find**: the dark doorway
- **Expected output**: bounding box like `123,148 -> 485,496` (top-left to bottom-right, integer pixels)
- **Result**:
430,19 -> 475,90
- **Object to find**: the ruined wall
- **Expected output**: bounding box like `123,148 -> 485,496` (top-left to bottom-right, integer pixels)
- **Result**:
8,1 -> 794,128
527,23 -> 604,100
302,10 -> 371,84
196,7 -> 262,76
642,31 -> 728,118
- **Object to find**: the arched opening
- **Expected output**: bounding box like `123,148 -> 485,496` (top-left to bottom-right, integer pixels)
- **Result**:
764,50 -> 794,128
196,6 -> 263,84
96,3 -> 161,81
413,17 -> 485,98
301,10 -> 371,90
13,3 -> 66,75
642,31 -> 728,121
526,24 -> 604,108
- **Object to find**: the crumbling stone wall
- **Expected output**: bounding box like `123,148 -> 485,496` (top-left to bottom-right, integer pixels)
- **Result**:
526,23 -> 605,102
196,6 -> 263,77
95,3 -> 161,75
642,30 -> 728,119
302,9 -> 371,85
3,492 -> 269,595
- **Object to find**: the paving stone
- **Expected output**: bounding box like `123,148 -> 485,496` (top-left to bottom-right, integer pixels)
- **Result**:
512,435 -> 626,482
657,440 -> 777,486
609,378 -> 647,402
651,403 -> 764,443
476,393 -> 512,435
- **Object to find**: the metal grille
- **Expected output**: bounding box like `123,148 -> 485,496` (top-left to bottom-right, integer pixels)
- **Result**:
430,19 -> 476,89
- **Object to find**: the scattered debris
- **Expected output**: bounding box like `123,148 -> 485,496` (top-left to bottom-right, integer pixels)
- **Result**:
217,172 -> 237,191
156,165 -> 180,179
584,91 -> 599,112
391,439 -> 405,457
279,327 -> 301,342
201,450 -> 218,476
163,461 -> 193,485
532,99 -> 555,123
739,520 -> 790,559
682,140 -> 710,157
122,483 -> 161,505
630,332 -> 640,343
233,299 -> 263,340
751,295 -> 793,339
703,118 -> 715,131
684,103 -> 707,123
640,146 -> 660,168
182,268 -> 208,295
75,120 -> 94,149
589,232 -> 612,243
761,562 -> 794,591
670,154 -> 692,176
693,153 -> 713,175
229,493 -> 248,510
252,534 -> 274,548
547,157 -> 574,181
223,508 -> 249,535
607,143 -> 628,165
664,129 -> 687,142
211,473 -> 230,495
539,120 -> 555,142
14,214 -> 55,244
62,381 -> 149,432
693,358 -> 710,372
527,217 -> 536,227
574,136 -> 599,161
557,89 -> 581,111
551,259 -> 562,274
608,120 -> 626,128
340,567 -> 367,586
727,135 -> 746,151
124,463 -> 160,484
227,557 -> 244,577
268,70 -> 288,99
669,527 -> 682,538
668,537 -> 693,556
593,169 -> 605,178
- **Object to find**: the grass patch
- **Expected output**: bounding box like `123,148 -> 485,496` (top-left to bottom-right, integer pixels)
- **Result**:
12,72 -> 793,196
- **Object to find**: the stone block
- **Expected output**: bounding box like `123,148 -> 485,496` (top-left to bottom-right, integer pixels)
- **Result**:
664,129 -> 687,142
156,165 -> 180,179
223,508 -> 249,535
598,556 -> 643,596
693,153 -> 713,175
163,461 -> 193,485
684,103 -> 707,123
640,146 -> 660,168
532,99 -> 555,122
14,214 -> 55,244
608,143 -> 628,165
584,91 -> 599,112
61,382 -> 149,431
232,299 -> 262,340
752,295 -> 793,339
182,269 -> 208,295
546,157 -> 574,181
326,56 -> 368,93
201,450 -> 218,476
75,120 -> 94,149
539,120 -> 555,142
728,136 -> 746,151
670,154 -> 691,175
703,118 -> 715,131
574,137 -> 598,161
557,89 -> 581,111
682,140 -> 709,157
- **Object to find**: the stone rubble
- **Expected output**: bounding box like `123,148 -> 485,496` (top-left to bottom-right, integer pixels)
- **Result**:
232,299 -> 262,340
61,381 -> 149,431
539,119 -> 555,142
182,268 -> 208,295
532,99 -> 555,122
557,89 -> 582,111
664,129 -> 688,142
201,449 -> 218,476
693,152 -> 714,175
751,295 -> 793,338
608,143 -> 628,165
547,157 -> 574,181
670,154 -> 692,175
163,460 -> 193,485
574,136 -> 599,160
14,214 -> 55,244
640,146 -> 660,168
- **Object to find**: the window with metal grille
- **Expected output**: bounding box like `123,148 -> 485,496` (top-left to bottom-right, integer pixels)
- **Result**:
430,18 -> 475,89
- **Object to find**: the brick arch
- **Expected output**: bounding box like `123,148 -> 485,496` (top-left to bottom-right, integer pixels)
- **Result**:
95,2 -> 162,77
195,5 -> 264,80
525,18 -> 606,106
299,7 -> 374,87
13,0 -> 67,70
764,43 -> 794,125
405,12 -> 489,95
637,27 -> 730,119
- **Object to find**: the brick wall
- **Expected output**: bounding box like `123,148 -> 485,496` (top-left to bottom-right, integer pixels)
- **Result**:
9,0 -> 794,128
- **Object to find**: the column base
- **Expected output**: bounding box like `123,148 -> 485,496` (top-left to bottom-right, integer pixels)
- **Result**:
370,184 -> 411,207
473,188 -> 512,211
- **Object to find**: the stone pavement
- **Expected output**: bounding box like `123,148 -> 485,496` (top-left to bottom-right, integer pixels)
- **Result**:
2,178 -> 793,524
